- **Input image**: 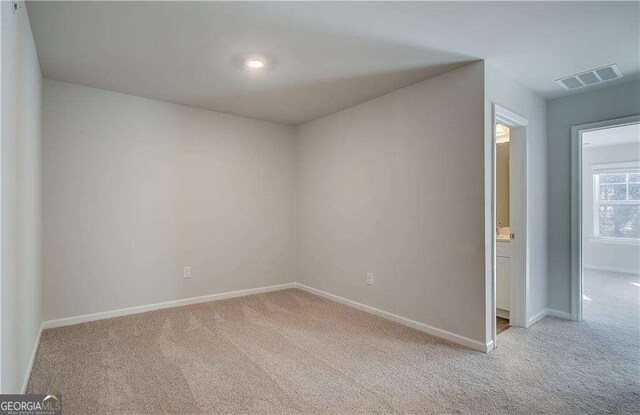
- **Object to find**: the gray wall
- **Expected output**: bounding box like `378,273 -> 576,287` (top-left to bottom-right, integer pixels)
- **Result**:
42,80 -> 298,321
1,1 -> 43,393
547,80 -> 640,313
297,63 -> 487,344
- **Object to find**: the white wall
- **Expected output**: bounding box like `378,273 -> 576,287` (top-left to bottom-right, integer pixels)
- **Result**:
582,142 -> 640,274
297,62 -> 487,345
1,1 -> 43,393
547,81 -> 640,314
42,80 -> 297,321
485,64 -> 548,333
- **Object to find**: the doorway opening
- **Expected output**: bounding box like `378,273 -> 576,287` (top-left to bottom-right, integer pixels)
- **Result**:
490,104 -> 529,349
571,116 -> 640,325
495,122 -> 511,333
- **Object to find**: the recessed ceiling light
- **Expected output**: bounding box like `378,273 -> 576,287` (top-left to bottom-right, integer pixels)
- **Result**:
245,58 -> 266,70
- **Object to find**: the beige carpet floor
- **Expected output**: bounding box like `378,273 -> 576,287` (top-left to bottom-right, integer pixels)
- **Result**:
28,274 -> 639,414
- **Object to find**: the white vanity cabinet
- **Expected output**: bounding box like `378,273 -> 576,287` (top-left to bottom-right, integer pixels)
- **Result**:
496,240 -> 511,313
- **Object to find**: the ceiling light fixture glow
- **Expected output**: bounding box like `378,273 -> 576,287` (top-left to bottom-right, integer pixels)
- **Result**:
245,58 -> 266,70
495,123 -> 510,144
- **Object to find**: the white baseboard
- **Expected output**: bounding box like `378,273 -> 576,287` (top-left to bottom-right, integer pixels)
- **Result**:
485,340 -> 494,353
527,308 -> 572,327
583,264 -> 640,275
527,309 -> 548,326
22,323 -> 44,393
546,308 -> 572,320
294,283 -> 490,353
42,282 -> 297,330
496,308 -> 510,319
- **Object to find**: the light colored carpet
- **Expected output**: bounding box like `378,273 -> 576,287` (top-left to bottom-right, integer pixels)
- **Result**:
28,274 -> 639,414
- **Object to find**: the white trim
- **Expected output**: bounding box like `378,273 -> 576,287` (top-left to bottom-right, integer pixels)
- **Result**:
527,308 -> 572,326
495,105 -> 529,127
592,173 -> 600,238
583,265 -> 640,275
22,324 -> 43,393
591,160 -> 640,171
485,340 -> 494,353
527,309 -> 548,326
496,308 -> 510,319
488,104 -> 529,351
0,1 -> 3,394
546,309 -> 572,320
41,282 -> 296,329
587,237 -> 640,246
485,107 -> 497,350
571,122 -> 583,322
294,283 -> 491,353
571,115 -> 640,322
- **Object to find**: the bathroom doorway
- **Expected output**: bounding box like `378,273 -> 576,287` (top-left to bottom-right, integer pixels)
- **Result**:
490,104 -> 529,349
495,122 -> 511,333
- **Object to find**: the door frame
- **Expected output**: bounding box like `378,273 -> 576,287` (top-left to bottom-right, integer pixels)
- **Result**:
0,0 -> 3,393
490,104 -> 529,349
570,114 -> 640,322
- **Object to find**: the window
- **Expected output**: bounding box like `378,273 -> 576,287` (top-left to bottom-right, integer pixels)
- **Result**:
593,164 -> 640,239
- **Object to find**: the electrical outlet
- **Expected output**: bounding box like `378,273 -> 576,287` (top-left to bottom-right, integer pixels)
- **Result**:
366,272 -> 374,285
183,266 -> 191,279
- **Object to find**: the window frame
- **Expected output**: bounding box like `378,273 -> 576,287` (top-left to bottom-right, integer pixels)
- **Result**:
591,161 -> 640,242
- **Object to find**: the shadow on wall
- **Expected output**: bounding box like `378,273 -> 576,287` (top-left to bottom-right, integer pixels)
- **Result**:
202,61 -> 478,125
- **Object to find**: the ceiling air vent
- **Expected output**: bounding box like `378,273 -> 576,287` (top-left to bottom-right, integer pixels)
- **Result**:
556,64 -> 623,91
